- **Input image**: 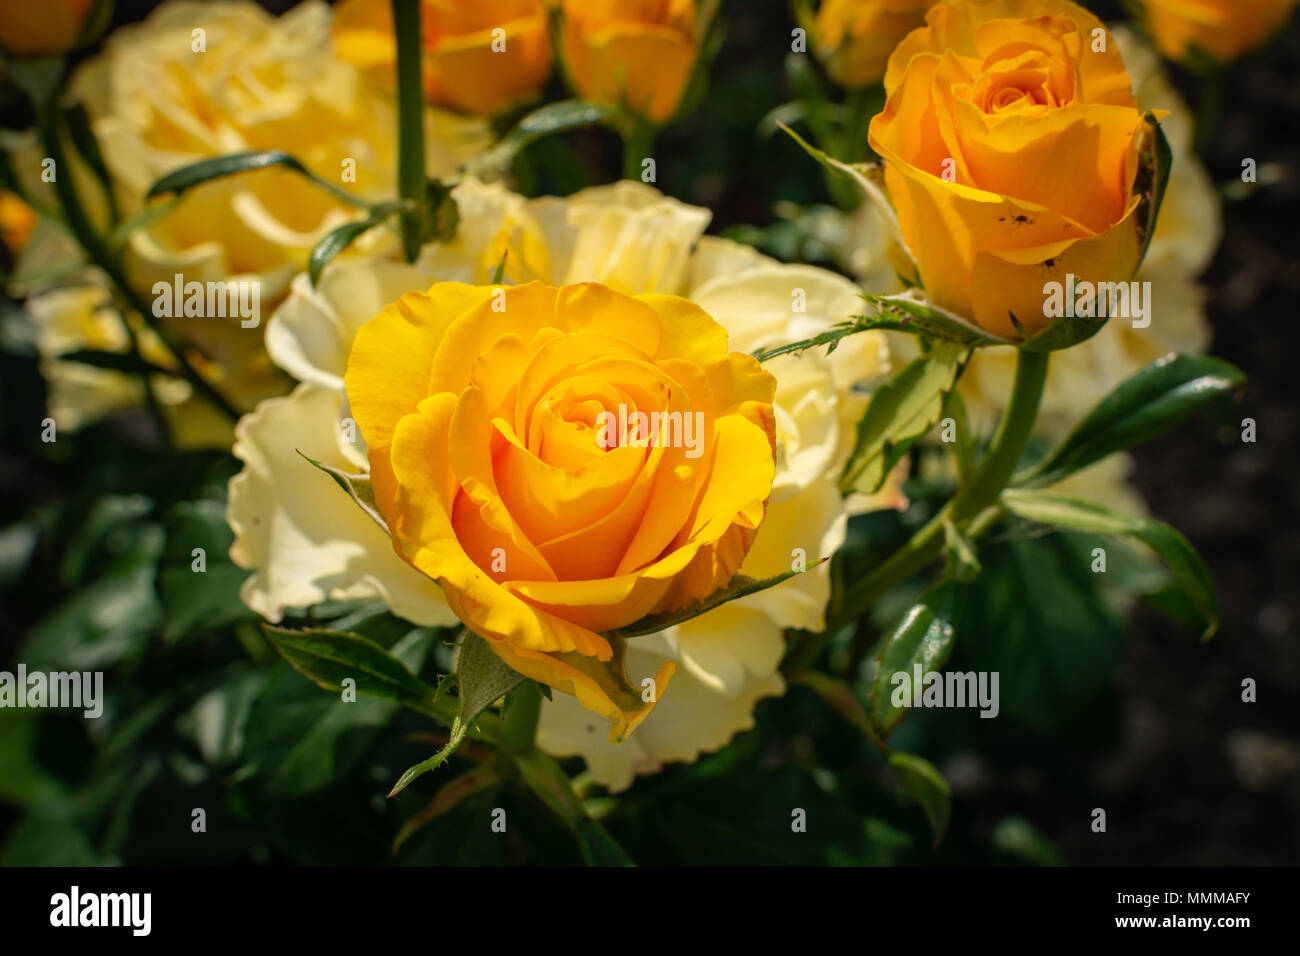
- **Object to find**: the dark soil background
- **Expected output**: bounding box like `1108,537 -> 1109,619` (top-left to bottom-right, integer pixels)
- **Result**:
2,0 -> 1295,865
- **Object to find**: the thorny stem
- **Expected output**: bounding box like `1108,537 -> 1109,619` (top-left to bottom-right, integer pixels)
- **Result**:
785,349 -> 1049,674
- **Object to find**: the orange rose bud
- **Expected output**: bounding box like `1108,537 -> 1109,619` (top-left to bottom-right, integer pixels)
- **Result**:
334,0 -> 552,115
0,192 -> 37,255
811,0 -> 941,89
0,0 -> 98,57
560,0 -> 701,123
1137,0 -> 1299,66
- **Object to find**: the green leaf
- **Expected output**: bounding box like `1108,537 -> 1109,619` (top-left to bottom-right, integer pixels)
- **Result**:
889,752 -> 951,847
613,560 -> 826,638
871,581 -> 962,737
297,451 -> 388,532
23,534 -> 163,671
1134,111 -> 1174,276
177,667 -> 266,766
511,746 -> 636,866
456,631 -> 526,724
388,631 -> 523,797
1000,489 -> 1218,638
991,816 -> 1063,866
1017,353 -> 1245,488
840,343 -> 966,495
144,149 -> 370,208
464,101 -> 623,177
779,122 -> 904,249
243,629 -> 436,797
1015,308 -> 1108,353
308,205 -> 397,286
260,624 -> 448,717
144,150 -> 310,200
783,53 -> 836,149
106,196 -> 181,253
0,710 -> 67,807
958,528 -> 1125,728
421,179 -> 459,245
157,499 -> 252,642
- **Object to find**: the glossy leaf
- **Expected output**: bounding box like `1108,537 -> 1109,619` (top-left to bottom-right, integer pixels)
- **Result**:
260,624 -> 447,717
388,632 -> 522,796
841,343 -> 966,495
1016,353 -> 1245,488
871,580 -> 963,736
298,451 -> 387,532
889,752 -> 952,847
308,205 -> 397,286
1001,489 -> 1218,638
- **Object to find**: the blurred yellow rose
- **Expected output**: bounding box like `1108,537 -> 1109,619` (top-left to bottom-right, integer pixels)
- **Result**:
0,0 -> 97,56
1137,0 -> 1298,65
867,0 -> 1161,339
811,0 -> 940,89
71,0 -> 486,296
229,178 -> 898,781
14,0 -> 487,447
333,0 -> 552,115
560,0 -> 701,123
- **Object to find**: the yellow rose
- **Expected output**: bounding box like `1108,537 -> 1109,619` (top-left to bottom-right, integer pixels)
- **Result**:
811,0 -> 941,89
560,0 -> 700,123
956,27 -> 1218,435
344,279 -> 778,738
0,0 -> 97,56
231,179 -> 897,773
1137,0 -> 1298,65
867,0 -> 1161,339
333,0 -> 552,115
19,0 -> 486,446
72,0 -> 486,296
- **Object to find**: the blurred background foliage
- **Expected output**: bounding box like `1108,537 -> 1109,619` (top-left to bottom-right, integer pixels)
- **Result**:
0,0 -> 1297,865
